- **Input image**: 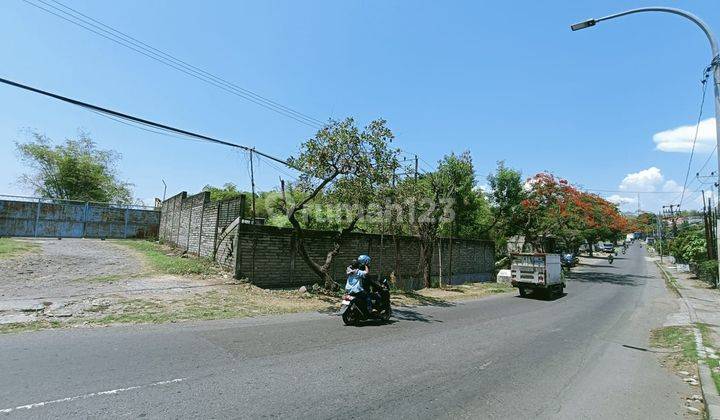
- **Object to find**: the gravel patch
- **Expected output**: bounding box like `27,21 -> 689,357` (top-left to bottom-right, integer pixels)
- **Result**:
0,238 -> 146,299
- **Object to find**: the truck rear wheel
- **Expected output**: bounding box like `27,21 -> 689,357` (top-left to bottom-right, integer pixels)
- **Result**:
518,286 -> 527,297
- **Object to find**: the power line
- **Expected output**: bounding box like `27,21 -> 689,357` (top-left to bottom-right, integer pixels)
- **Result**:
697,145 -> 718,175
0,75 -> 292,167
678,65 -> 712,208
87,109 -> 210,146
23,0 -> 324,128
582,188 -> 682,194
24,0 -> 445,179
255,152 -> 300,183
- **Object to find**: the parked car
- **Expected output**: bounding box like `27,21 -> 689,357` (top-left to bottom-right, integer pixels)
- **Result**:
602,243 -> 614,253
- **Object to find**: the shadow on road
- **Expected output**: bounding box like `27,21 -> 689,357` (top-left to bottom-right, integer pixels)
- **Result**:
396,292 -> 455,308
569,271 -> 649,286
392,308 -> 443,323
336,307 -> 443,326
515,292 -> 567,301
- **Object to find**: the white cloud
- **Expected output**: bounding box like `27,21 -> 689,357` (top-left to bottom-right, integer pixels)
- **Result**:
619,167 -> 663,192
613,167 -> 686,212
662,180 -> 683,193
653,117 -> 716,153
606,194 -> 636,205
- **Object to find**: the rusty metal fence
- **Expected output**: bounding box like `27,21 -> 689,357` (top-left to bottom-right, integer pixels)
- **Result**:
0,195 -> 160,239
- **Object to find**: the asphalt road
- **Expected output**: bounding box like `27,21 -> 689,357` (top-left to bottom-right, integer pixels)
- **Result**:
1,244 -> 690,419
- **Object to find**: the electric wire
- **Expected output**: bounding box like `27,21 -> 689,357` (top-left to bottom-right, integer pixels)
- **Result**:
678,65 -> 712,208
23,0 -> 324,128
0,76 -> 293,169
695,145 -> 717,180
24,0 -> 444,179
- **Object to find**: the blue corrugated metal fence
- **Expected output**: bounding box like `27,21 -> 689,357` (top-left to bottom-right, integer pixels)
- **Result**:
0,195 -> 160,239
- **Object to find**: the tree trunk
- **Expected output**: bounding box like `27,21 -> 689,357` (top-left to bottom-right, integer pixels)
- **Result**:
419,239 -> 434,288
287,207 -> 359,291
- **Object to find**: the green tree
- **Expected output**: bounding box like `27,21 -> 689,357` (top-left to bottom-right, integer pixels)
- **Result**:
436,151 -> 490,239
668,225 -> 707,264
486,161 -> 527,255
16,131 -> 132,204
280,117 -> 399,289
202,183 -> 244,202
397,155 -> 467,288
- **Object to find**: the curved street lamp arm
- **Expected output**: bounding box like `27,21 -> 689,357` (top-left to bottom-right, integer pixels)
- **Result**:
574,7 -> 718,59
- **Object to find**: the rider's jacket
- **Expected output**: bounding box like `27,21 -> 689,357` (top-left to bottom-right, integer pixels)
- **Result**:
345,266 -> 367,294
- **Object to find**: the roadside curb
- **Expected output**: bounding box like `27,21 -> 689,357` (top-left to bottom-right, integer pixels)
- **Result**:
656,261 -> 720,419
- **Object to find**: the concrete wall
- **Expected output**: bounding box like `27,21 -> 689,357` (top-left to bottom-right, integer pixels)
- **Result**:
0,197 -> 159,239
234,223 -> 495,289
158,191 -> 245,270
159,190 -> 495,289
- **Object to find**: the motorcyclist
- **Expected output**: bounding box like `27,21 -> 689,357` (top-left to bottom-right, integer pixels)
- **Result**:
345,255 -> 373,313
608,253 -> 614,264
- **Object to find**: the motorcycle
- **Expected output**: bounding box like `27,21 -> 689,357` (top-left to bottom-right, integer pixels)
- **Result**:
561,253 -> 576,272
340,277 -> 392,325
608,254 -> 614,264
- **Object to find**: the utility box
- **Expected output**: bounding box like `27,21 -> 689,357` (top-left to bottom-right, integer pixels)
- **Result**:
510,253 -> 564,297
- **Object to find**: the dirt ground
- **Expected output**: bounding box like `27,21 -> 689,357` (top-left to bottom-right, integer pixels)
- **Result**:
0,238 -> 149,299
0,238 -> 236,327
0,238 -> 511,333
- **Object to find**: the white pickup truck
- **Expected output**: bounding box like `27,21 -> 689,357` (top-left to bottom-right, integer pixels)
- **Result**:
510,253 -> 564,297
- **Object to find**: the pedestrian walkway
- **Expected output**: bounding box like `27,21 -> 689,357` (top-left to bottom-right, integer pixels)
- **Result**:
656,257 -> 720,419
662,261 -> 720,341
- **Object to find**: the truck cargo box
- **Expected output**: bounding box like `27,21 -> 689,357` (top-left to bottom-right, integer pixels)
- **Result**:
510,253 -> 564,297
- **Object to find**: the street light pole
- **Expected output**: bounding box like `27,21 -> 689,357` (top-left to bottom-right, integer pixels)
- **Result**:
571,7 -> 720,286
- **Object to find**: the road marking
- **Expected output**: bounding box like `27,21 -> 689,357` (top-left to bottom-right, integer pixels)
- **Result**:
0,378 -> 187,414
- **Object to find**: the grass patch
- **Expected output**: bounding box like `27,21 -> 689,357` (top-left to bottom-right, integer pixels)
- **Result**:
650,326 -> 697,371
0,320 -> 61,335
656,261 -> 680,296
697,323 -> 720,392
0,281 -> 514,333
0,238 -> 38,259
112,240 -> 221,275
84,286 -> 338,327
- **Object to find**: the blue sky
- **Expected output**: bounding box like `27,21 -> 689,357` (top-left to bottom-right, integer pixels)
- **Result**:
0,0 -> 718,212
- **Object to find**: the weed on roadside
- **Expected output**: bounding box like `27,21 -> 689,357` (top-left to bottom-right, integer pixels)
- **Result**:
0,320 -> 61,334
0,238 -> 39,259
111,240 -> 221,276
696,323 -> 720,392
656,262 -> 681,297
650,326 -> 697,373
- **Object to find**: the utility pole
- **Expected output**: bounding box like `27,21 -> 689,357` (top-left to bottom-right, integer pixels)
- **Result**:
662,204 -> 680,236
414,155 -> 419,182
249,148 -> 256,224
657,212 -> 663,263
703,190 -> 713,260
571,5 -> 720,293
